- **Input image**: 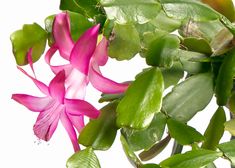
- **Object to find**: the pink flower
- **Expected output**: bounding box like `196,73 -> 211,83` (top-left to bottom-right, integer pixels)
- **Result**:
12,67 -> 99,152
45,12 -> 129,99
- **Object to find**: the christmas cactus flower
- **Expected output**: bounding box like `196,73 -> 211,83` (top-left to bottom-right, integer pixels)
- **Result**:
10,0 -> 235,167
45,12 -> 129,99
12,66 -> 99,151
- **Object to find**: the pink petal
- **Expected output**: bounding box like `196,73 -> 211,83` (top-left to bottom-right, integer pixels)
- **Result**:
89,63 -> 129,94
17,67 -> 49,95
27,48 -> 36,77
70,24 -> 100,75
49,70 -> 66,103
65,98 -> 100,119
67,114 -> 84,133
33,102 -> 63,141
53,12 -> 74,60
45,46 -> 73,75
65,69 -> 88,99
12,94 -> 51,112
60,111 -> 80,151
93,37 -> 109,66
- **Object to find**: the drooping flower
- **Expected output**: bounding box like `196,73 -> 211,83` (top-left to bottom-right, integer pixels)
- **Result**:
45,12 -> 129,99
12,67 -> 99,152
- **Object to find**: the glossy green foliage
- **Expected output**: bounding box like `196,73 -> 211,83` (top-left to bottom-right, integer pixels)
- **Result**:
122,113 -> 167,151
120,135 -> 142,167
44,15 -> 55,45
98,93 -> 124,103
66,147 -> 100,168
109,23 -> 140,60
60,0 -> 103,18
160,149 -> 222,168
161,63 -> 184,89
100,0 -> 161,24
73,0 -> 104,18
202,107 -> 226,150
117,68 -> 164,129
139,135 -> 171,161
179,50 -> 211,74
215,48 -> 235,106
201,0 -> 235,22
218,140 -> 235,166
167,119 -> 204,145
224,119 -> 235,136
163,72 -> 214,122
60,0 -> 85,14
228,92 -> 235,114
10,23 -> 47,65
159,0 -> 220,22
146,34 -> 180,67
78,102 -> 118,150
183,37 -> 212,54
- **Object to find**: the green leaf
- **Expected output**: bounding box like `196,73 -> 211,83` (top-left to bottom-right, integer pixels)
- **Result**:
78,102 -> 118,150
162,72 -> 214,122
60,0 -> 85,14
140,164 -> 161,168
117,68 -> 164,129
122,113 -> 167,151
100,0 -> 161,24
167,118 -> 204,145
161,62 -> 184,89
98,93 -> 124,103
215,48 -> 235,106
139,135 -> 171,161
160,0 -> 220,22
108,23 -> 141,60
120,135 -> 142,167
10,23 -> 47,65
183,37 -> 212,54
179,50 -> 211,74
73,0 -> 104,18
224,119 -> 235,136
201,0 -> 235,22
146,34 -> 180,67
160,149 -> 222,168
228,92 -> 235,114
218,140 -> 235,166
66,147 -> 100,168
202,107 -> 226,150
44,15 -> 55,46
69,12 -> 94,41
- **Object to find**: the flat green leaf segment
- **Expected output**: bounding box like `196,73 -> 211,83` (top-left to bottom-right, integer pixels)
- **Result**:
215,48 -> 235,106
218,140 -> 235,166
160,149 -> 222,168
146,34 -> 180,67
159,0 -> 220,21
122,113 -> 167,151
66,148 -> 100,168
163,72 -> 213,122
100,0 -> 161,24
167,118 -> 204,145
109,23 -> 140,60
202,107 -> 226,150
117,68 -> 164,129
140,164 -> 161,168
60,0 -> 103,18
78,102 -> 118,150
10,23 -> 47,65
225,119 -> 235,136
120,135 -> 142,167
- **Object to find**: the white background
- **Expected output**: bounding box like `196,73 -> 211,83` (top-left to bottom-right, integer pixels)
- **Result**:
0,0 -> 234,167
